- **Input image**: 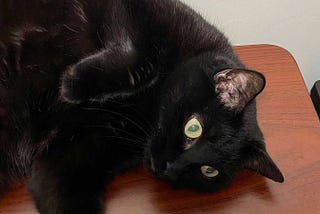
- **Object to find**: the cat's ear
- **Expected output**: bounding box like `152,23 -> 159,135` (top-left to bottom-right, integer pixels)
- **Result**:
213,69 -> 265,112
243,145 -> 284,183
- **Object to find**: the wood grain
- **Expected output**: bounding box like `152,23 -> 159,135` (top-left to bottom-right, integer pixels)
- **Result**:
0,44 -> 319,214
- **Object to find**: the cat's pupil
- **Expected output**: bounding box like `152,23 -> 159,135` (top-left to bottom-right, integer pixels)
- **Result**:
206,167 -> 215,173
200,166 -> 219,178
188,124 -> 199,132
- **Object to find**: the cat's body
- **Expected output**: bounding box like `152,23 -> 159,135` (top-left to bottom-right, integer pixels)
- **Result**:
0,0 -> 283,213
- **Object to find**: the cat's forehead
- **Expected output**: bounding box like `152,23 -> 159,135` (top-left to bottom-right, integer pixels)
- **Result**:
163,66 -> 213,104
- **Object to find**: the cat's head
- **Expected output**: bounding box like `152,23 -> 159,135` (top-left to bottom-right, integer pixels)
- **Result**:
144,57 -> 284,191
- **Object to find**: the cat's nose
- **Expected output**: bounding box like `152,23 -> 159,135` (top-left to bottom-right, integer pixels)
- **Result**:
143,155 -> 155,173
150,157 -> 155,172
151,159 -> 168,176
166,161 -> 172,170
144,153 -> 169,176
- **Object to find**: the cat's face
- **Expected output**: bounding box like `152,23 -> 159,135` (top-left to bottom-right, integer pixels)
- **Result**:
145,58 -> 284,191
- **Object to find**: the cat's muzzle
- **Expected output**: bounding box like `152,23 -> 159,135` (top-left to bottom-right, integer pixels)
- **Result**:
144,154 -> 171,179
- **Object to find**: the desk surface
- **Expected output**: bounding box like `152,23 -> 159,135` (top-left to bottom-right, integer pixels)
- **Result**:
0,45 -> 319,214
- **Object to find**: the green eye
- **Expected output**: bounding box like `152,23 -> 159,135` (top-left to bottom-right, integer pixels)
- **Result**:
188,124 -> 200,132
184,118 -> 202,139
201,165 -> 219,178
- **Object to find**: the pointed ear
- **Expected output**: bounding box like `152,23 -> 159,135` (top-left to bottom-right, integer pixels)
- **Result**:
214,69 -> 265,112
243,146 -> 284,183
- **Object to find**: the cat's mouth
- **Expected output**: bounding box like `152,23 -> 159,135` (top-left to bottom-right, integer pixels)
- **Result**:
149,156 -> 156,172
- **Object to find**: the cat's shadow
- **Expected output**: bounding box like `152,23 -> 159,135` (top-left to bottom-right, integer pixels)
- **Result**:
148,170 -> 274,213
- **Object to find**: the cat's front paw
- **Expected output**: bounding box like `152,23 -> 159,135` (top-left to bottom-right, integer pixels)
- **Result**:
60,55 -> 123,104
60,50 -> 158,104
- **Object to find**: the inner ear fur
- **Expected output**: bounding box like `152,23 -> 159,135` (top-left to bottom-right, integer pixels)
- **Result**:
213,69 -> 266,112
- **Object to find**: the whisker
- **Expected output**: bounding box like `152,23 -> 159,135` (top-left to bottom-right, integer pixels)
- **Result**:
84,125 -> 146,141
63,24 -> 80,33
99,135 -> 145,144
96,30 -> 104,47
84,95 -> 154,128
88,64 -> 104,71
98,135 -> 145,147
82,107 -> 150,135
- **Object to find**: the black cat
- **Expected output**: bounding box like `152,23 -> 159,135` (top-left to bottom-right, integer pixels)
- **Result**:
0,0 -> 283,213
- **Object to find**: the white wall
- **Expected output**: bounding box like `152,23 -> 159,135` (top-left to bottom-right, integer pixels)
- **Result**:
182,0 -> 320,92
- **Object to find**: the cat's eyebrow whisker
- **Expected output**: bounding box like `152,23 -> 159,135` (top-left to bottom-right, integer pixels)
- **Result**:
83,125 -> 146,142
63,24 -> 80,33
97,136 -> 145,147
96,30 -> 104,47
82,107 -> 150,135
114,108 -> 153,129
88,65 -> 104,71
91,100 -> 154,128
98,135 -> 145,143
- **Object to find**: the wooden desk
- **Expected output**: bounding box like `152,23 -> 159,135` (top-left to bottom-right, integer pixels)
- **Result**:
0,45 -> 319,214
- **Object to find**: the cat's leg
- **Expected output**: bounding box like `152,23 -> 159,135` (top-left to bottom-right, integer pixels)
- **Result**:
29,165 -> 108,214
28,143 -> 111,214
60,42 -> 158,104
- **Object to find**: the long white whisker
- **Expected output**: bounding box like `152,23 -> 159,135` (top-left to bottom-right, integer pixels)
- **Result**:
98,135 -> 145,147
84,125 -> 146,141
82,107 -> 150,135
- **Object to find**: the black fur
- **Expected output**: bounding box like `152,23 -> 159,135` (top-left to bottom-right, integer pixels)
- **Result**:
0,0 -> 283,213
